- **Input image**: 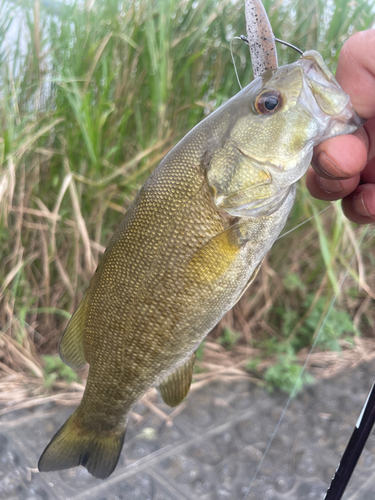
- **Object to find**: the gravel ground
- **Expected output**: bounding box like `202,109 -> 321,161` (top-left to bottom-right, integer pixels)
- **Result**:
1,360 -> 375,500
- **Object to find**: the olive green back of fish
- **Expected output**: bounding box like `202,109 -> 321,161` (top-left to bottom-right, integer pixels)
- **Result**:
38,51 -> 363,479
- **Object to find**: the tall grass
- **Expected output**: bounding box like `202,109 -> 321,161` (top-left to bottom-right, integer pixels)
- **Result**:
1,0 -> 375,393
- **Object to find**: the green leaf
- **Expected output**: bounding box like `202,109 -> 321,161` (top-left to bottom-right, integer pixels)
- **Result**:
218,327 -> 241,350
42,355 -> 80,384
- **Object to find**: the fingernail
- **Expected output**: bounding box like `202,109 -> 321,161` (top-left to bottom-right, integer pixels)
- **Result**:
353,192 -> 370,217
318,177 -> 344,194
313,151 -> 345,178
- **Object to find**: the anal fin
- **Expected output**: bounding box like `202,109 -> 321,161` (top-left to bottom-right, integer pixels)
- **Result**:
157,353 -> 196,407
59,293 -> 89,368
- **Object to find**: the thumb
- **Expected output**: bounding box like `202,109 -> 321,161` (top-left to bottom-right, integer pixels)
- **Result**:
336,29 -> 375,120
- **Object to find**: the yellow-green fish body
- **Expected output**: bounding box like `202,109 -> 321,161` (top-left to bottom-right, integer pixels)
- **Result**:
38,51 -> 362,479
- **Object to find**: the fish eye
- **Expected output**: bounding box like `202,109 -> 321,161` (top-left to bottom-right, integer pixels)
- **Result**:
255,90 -> 283,115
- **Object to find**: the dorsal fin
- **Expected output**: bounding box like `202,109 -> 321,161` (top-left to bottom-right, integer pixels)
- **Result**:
59,293 -> 89,368
157,353 -> 196,408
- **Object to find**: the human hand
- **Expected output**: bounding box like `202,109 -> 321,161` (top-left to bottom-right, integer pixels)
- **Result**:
306,30 -> 375,224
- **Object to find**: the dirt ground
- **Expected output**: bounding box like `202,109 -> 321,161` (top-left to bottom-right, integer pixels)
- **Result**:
1,360 -> 375,500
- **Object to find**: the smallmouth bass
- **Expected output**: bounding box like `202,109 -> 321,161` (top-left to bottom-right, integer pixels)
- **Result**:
38,51 -> 362,479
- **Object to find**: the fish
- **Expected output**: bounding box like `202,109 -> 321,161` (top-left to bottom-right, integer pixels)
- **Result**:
38,5 -> 363,481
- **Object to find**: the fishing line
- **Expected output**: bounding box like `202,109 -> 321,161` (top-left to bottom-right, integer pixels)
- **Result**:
231,34 -> 303,90
277,202 -> 334,241
241,225 -> 369,500
240,34 -> 304,55
230,37 -> 245,89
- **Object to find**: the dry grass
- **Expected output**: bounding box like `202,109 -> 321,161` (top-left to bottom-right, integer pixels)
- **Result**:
2,332 -> 375,424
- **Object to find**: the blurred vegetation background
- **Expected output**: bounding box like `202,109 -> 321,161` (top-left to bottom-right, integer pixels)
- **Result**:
1,0 -> 375,405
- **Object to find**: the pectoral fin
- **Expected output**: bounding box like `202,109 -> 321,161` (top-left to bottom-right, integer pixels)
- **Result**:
187,223 -> 242,283
59,293 -> 89,368
157,353 -> 196,407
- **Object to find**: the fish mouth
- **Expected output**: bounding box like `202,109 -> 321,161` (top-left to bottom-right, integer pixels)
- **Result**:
304,60 -> 315,76
346,111 -> 366,129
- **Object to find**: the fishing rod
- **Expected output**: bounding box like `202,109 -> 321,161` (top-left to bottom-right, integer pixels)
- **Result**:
324,381 -> 375,499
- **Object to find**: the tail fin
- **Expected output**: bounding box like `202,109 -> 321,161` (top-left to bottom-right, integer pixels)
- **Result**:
38,410 -> 126,479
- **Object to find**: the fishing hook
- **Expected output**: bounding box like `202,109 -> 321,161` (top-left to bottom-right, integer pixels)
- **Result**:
274,37 -> 304,55
240,34 -> 304,56
231,34 -> 304,90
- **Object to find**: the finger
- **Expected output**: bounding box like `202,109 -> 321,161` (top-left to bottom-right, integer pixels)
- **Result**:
336,30 -> 375,119
305,167 -> 360,201
361,157 -> 375,184
363,116 -> 375,162
311,131 -> 368,179
342,184 -> 375,224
